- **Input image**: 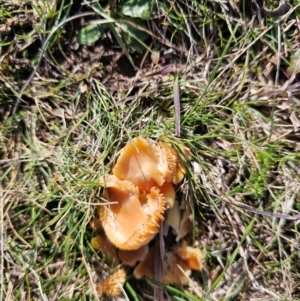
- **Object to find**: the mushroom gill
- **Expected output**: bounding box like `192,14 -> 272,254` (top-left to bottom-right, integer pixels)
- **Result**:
118,244 -> 149,266
157,141 -> 187,184
113,137 -> 165,192
156,142 -> 179,182
99,175 -> 166,250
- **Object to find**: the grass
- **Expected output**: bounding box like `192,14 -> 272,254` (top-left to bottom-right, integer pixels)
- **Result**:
1,0 -> 300,300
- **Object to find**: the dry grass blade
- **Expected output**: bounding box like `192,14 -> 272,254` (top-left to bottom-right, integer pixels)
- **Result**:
10,12 -> 98,116
173,72 -> 181,137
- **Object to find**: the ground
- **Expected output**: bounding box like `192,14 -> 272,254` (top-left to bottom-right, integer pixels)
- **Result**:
1,0 -> 300,300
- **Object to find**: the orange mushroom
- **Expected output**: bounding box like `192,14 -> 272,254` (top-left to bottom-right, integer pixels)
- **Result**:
176,243 -> 204,271
112,137 -> 187,193
97,269 -> 126,297
99,175 -> 166,250
92,137 -> 194,285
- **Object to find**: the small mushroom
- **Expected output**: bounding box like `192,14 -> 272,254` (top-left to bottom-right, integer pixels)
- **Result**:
176,243 -> 204,271
99,175 -> 166,250
97,269 -> 126,297
112,137 -> 187,192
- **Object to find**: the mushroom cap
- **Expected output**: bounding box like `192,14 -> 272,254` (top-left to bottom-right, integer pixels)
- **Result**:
97,269 -> 126,297
113,137 -> 164,192
99,175 -> 166,250
112,137 -> 187,191
176,243 -> 204,271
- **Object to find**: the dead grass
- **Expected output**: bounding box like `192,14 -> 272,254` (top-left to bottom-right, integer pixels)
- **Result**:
1,0 -> 300,300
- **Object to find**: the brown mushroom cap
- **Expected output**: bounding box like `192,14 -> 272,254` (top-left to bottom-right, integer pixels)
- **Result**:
112,137 -> 187,192
113,137 -> 165,192
118,244 -> 149,266
99,175 -> 166,250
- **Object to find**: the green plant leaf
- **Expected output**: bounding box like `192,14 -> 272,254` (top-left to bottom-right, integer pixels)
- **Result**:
77,24 -> 105,45
117,18 -> 149,46
120,0 -> 153,20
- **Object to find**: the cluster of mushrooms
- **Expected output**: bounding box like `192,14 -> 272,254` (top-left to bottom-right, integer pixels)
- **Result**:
91,137 -> 204,297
